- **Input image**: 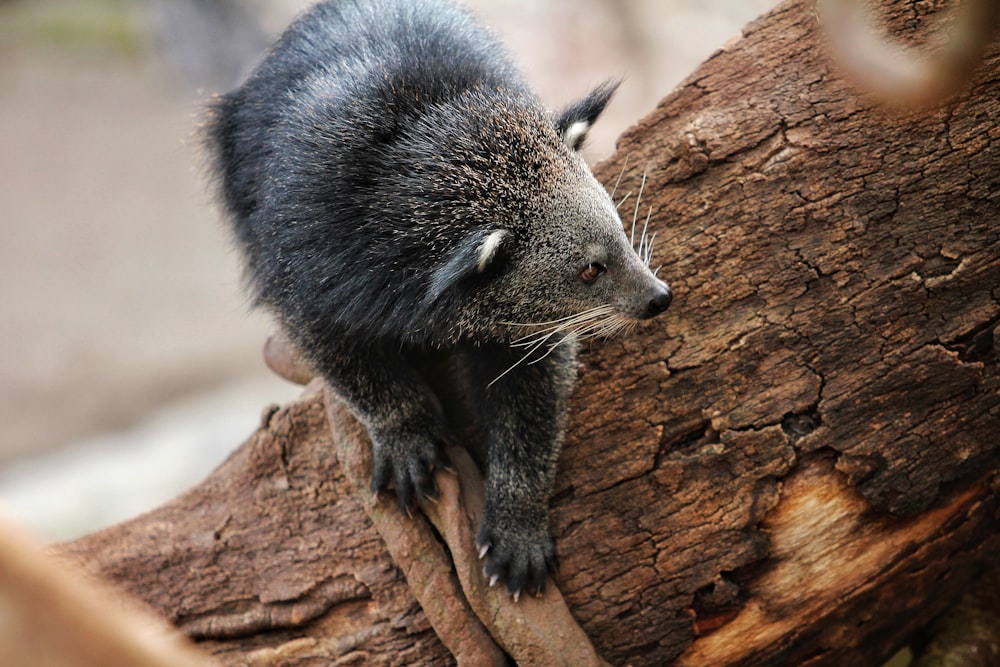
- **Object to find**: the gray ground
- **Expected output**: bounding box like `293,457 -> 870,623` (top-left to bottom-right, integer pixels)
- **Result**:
0,0 -> 776,539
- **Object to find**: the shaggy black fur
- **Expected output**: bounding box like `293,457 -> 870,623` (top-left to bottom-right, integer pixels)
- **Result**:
204,0 -> 671,598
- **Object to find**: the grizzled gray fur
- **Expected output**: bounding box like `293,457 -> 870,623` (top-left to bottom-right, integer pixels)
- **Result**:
204,0 -> 672,598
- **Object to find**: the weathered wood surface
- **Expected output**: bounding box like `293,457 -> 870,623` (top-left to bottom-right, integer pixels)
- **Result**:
55,0 -> 999,665
58,387 -> 464,666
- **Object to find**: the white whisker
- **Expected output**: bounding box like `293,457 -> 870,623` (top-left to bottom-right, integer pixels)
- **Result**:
616,191 -> 632,210
511,326 -> 563,349
527,331 -> 577,365
489,328 -> 576,387
569,308 -> 628,342
491,303 -> 631,386
488,349 -> 533,387
609,154 -> 630,201
637,207 -> 653,262
579,315 -> 629,342
630,172 -> 647,248
501,305 -> 615,329
507,305 -> 618,344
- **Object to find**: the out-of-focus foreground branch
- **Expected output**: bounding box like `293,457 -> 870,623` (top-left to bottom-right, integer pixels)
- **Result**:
817,0 -> 1000,107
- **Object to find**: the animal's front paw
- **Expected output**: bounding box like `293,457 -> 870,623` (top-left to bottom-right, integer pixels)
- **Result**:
369,427 -> 452,512
476,514 -> 558,600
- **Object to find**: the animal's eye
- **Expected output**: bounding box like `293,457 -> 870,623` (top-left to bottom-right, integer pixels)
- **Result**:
579,262 -> 606,283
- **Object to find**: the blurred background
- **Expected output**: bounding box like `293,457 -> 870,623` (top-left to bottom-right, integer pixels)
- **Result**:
0,0 -> 777,540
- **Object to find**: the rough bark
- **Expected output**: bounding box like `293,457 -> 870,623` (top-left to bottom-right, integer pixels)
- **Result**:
54,0 -> 999,665
58,387 -> 460,666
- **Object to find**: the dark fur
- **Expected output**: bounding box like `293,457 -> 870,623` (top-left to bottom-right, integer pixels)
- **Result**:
205,0 -> 671,597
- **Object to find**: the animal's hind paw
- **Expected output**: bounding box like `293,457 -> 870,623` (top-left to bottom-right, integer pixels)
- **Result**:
477,519 -> 558,600
369,429 -> 452,511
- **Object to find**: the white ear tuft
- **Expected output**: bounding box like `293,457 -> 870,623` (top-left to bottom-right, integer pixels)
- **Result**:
561,120 -> 591,151
477,229 -> 509,272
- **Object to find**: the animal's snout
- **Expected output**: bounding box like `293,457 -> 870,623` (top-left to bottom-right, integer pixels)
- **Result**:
643,284 -> 673,319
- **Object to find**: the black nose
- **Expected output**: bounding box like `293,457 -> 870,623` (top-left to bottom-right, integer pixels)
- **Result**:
644,285 -> 673,318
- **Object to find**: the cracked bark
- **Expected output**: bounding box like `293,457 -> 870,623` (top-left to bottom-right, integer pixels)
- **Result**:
51,0 -> 999,665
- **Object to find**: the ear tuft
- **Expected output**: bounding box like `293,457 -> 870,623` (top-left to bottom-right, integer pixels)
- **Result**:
427,229 -> 512,305
476,229 -> 510,272
554,79 -> 621,151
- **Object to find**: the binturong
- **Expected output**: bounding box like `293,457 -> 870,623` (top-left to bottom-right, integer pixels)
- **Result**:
204,0 -> 672,600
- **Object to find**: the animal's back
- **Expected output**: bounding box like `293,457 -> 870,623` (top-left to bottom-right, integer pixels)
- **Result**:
204,0 -> 531,340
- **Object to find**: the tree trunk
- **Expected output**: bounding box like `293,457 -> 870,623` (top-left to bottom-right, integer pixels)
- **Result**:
55,0 -> 1000,665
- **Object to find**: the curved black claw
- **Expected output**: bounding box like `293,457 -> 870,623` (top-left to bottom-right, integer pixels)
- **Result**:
477,522 -> 557,600
369,433 -> 452,512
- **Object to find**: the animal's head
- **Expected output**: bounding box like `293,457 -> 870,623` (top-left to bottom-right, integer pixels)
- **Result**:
422,81 -> 672,342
